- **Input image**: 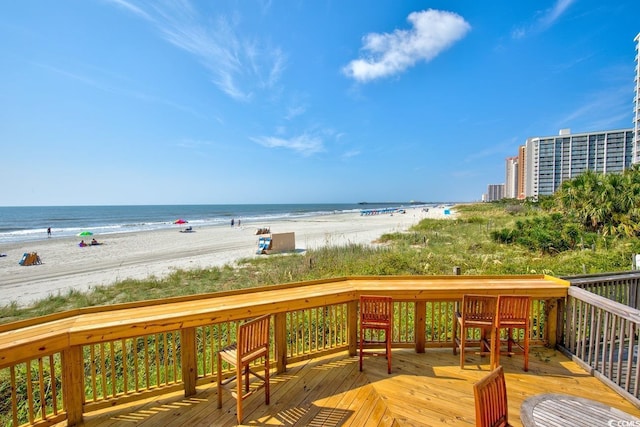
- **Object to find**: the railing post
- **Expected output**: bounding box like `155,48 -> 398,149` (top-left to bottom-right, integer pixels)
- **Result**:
415,301 -> 426,353
545,299 -> 559,348
274,312 -> 287,374
555,297 -> 565,347
62,346 -> 84,426
347,300 -> 358,356
181,327 -> 197,397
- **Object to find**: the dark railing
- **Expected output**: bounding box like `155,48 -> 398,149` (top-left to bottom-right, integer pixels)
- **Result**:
560,272 -> 640,406
564,271 -> 640,309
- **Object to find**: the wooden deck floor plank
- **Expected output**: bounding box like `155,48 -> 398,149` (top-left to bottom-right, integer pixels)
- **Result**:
341,385 -> 379,427
176,358 -> 317,427
272,355 -> 363,426
239,354 -> 341,426
284,358 -> 374,427
362,353 -> 478,424
373,376 -> 476,424
363,394 -> 395,427
61,347 -> 640,427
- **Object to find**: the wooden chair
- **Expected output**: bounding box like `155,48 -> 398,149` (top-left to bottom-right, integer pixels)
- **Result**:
453,295 -> 498,369
359,295 -> 393,374
217,314 -> 271,424
473,365 -> 512,427
496,295 -> 531,371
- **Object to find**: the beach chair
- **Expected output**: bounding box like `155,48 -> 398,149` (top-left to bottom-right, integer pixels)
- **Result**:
257,237 -> 272,254
19,252 -> 41,266
256,237 -> 266,254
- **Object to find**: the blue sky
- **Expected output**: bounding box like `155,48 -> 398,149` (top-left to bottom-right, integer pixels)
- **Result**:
1,1 -> 639,206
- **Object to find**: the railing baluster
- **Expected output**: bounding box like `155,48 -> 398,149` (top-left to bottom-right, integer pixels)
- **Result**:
10,365 -> 18,426
26,360 -> 33,424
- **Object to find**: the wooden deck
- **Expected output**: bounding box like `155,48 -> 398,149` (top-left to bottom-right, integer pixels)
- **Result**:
72,347 -> 640,427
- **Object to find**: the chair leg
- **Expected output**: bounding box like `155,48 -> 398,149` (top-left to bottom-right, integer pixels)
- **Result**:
459,326 -> 465,369
236,365 -> 243,424
452,316 -> 458,355
524,327 -> 529,372
265,356 -> 270,405
216,353 -> 223,409
489,327 -> 496,370
386,330 -> 392,374
359,326 -> 364,372
495,328 -> 501,369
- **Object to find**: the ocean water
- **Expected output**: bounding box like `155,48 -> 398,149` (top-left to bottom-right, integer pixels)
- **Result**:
0,203 -> 428,244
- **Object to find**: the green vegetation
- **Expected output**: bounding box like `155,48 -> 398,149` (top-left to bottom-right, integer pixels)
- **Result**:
3,167 -> 640,324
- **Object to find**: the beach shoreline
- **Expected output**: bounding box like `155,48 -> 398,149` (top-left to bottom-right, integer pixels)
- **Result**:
0,207 -> 454,307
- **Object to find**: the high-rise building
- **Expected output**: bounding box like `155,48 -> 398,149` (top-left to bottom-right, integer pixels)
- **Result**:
634,32 -> 640,163
517,145 -> 526,199
486,184 -> 505,202
524,128 -> 634,198
505,156 -> 518,199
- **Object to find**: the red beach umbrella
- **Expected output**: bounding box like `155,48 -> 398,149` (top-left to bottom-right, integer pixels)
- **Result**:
174,218 -> 188,224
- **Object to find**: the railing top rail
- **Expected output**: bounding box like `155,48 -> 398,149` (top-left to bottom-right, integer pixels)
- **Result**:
568,286 -> 640,323
563,270 -> 640,284
0,274 -> 568,369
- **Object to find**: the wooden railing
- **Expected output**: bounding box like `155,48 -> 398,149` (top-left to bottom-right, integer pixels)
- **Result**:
0,275 -> 568,427
559,285 -> 640,406
565,271 -> 640,309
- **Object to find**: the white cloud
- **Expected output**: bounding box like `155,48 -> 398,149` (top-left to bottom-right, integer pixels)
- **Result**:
107,0 -> 286,101
250,133 -> 324,156
512,0 -> 576,39
539,0 -> 575,29
342,9 -> 470,83
105,0 -> 154,22
285,104 -> 306,120
341,149 -> 361,160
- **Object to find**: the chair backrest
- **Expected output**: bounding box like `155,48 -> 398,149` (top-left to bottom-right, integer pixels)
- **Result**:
461,295 -> 498,323
497,296 -> 531,324
473,365 -> 509,427
360,296 -> 393,326
237,314 -> 270,363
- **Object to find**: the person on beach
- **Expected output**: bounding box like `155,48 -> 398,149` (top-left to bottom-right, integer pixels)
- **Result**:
47,227 -> 51,237
231,218 -> 234,227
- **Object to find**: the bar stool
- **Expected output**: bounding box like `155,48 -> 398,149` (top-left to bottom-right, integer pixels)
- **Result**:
359,295 -> 393,374
496,295 -> 531,371
453,294 -> 498,369
217,314 -> 271,424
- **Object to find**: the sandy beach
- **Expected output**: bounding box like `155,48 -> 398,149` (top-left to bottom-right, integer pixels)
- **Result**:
0,207 -> 454,307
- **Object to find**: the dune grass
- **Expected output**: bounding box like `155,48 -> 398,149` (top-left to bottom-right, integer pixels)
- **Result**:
1,202 -> 638,324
